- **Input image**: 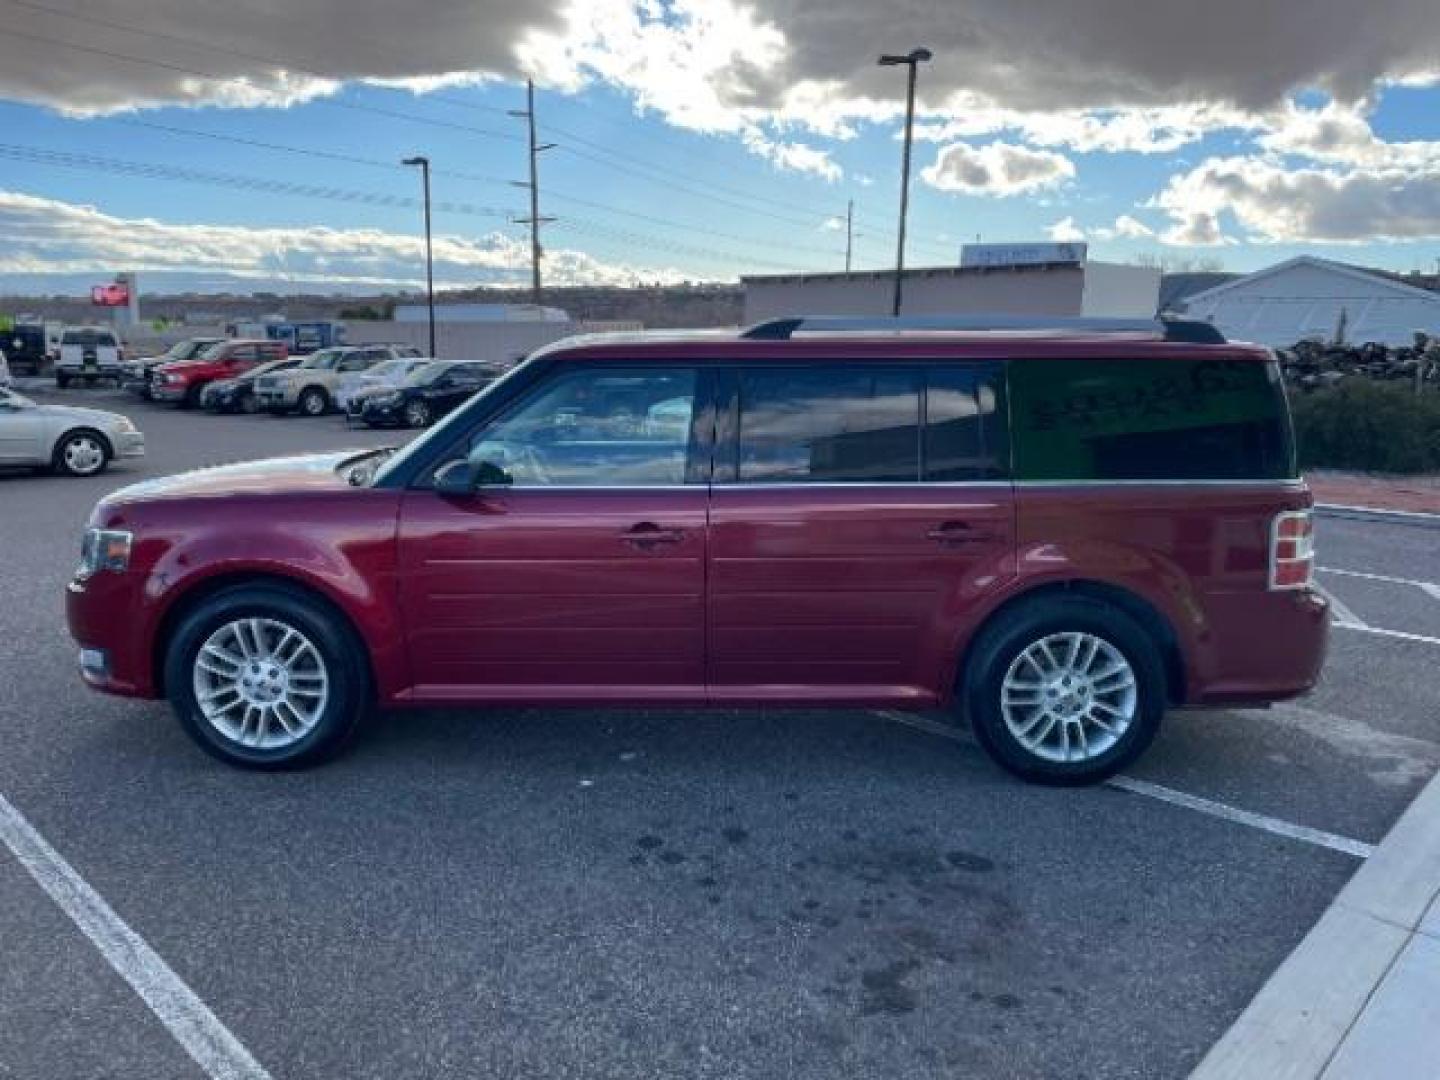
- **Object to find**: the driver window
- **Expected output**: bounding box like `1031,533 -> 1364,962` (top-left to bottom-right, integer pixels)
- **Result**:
468,367 -> 697,487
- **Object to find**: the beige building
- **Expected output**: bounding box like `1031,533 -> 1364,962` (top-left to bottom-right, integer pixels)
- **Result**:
741,261 -> 1160,324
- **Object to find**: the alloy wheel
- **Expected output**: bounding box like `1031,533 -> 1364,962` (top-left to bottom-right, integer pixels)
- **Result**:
191,617 -> 330,750
1000,631 -> 1137,764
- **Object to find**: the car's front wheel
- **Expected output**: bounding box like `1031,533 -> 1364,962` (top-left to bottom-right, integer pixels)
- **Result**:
297,388 -> 329,417
403,399 -> 432,427
164,584 -> 368,769
962,596 -> 1165,785
53,429 -> 111,476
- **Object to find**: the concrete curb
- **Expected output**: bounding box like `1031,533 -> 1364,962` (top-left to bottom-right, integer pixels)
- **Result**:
1315,503 -> 1440,529
1189,767 -> 1440,1079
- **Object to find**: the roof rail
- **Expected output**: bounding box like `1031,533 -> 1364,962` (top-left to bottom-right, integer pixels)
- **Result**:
740,315 -> 1227,345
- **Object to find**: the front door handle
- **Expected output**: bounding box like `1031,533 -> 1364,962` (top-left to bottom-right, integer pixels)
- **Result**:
927,521 -> 994,546
621,522 -> 686,549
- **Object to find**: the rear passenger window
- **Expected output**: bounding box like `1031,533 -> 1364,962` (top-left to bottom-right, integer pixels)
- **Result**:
736,369 -> 920,483
924,367 -> 1008,481
1009,358 -> 1295,480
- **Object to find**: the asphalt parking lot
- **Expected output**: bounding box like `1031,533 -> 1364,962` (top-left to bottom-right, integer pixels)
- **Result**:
1,384 -> 1437,1080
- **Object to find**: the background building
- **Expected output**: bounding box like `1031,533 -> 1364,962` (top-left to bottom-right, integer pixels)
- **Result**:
1177,256 -> 1440,346
742,245 -> 1160,324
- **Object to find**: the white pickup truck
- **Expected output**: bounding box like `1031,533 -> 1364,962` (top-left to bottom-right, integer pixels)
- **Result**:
55,327 -> 123,388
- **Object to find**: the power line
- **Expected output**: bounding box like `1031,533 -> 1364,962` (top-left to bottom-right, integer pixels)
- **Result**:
0,2 -> 960,265
104,115 -> 844,263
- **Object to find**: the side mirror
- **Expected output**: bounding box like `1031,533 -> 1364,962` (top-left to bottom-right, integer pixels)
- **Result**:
432,458 -> 512,495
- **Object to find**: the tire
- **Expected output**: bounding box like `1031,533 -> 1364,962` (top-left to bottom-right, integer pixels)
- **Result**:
53,429 -> 111,477
239,391 -> 258,414
56,374 -> 69,389
297,387 -> 330,417
163,584 -> 369,769
403,399 -> 432,428
182,383 -> 203,409
961,596 -> 1166,786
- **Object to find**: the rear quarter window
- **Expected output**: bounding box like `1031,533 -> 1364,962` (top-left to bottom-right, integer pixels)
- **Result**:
1009,356 -> 1296,481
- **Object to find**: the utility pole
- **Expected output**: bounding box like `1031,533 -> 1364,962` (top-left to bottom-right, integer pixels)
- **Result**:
401,156 -> 435,357
844,199 -> 854,273
510,79 -> 557,306
878,48 -> 932,317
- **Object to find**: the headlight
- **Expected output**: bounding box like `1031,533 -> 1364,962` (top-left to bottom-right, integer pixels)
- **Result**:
77,528 -> 133,579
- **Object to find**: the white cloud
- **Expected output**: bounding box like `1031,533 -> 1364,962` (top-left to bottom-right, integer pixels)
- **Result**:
740,128 -> 841,180
1046,217 -> 1086,242
1258,101 -> 1440,168
921,142 -> 1074,197
1152,156 -> 1440,244
0,189 -> 683,287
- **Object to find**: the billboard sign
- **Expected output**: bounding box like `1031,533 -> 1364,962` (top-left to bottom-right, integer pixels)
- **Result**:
961,242 -> 1088,269
91,281 -> 131,307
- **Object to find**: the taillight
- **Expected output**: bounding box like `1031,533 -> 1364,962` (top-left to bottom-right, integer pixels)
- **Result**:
1270,510 -> 1314,590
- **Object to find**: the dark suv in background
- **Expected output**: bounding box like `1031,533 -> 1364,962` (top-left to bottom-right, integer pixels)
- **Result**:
66,316 -> 1326,783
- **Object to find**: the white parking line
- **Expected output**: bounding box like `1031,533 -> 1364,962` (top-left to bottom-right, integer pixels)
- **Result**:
1332,623 -> 1440,647
1315,583 -> 1368,629
1105,777 -> 1375,859
874,710 -> 1377,859
0,793 -> 273,1080
1320,565 -> 1440,604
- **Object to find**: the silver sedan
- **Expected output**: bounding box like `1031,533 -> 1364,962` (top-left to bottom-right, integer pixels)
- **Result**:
0,388 -> 145,476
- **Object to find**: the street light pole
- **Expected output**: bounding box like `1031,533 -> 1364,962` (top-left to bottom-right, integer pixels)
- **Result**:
878,48 -> 932,318
401,155 -> 436,357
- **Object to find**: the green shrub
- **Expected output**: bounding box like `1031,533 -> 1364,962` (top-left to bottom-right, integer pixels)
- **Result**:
1291,381 -> 1440,474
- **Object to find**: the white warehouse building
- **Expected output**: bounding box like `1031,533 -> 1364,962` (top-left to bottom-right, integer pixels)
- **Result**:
742,244 -> 1161,324
1177,256 -> 1440,347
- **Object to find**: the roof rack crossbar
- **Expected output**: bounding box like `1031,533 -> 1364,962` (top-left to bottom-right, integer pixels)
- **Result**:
740,315 -> 1226,345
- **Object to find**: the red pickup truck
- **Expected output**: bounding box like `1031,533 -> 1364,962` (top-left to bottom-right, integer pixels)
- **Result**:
151,339 -> 288,407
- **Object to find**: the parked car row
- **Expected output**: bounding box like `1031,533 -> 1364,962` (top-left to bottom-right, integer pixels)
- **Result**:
106,337 -> 506,428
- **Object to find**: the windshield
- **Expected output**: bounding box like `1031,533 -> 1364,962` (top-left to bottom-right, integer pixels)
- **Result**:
365,358 -> 421,381
406,361 -> 456,385
300,347 -> 345,370
244,359 -> 289,380
62,330 -> 116,347
1,389 -> 35,408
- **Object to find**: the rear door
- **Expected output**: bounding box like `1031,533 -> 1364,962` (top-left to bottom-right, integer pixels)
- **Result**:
707,362 -> 1014,706
397,363 -> 712,703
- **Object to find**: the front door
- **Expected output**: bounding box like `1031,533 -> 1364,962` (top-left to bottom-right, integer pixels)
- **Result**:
398,364 -> 710,703
0,392 -> 45,463
707,363 -> 1015,706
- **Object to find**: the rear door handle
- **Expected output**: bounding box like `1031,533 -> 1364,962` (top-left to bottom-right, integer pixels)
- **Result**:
621,522 -> 686,549
927,521 -> 995,545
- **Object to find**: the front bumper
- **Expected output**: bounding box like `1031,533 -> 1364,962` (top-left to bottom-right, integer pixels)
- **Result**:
66,574 -> 154,698
114,431 -> 145,458
150,383 -> 188,401
360,401 -> 403,425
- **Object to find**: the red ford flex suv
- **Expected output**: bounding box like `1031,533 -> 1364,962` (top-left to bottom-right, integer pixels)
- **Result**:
66,316 -> 1327,783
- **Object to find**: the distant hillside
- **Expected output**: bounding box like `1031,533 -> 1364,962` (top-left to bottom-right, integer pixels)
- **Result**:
0,283 -> 745,330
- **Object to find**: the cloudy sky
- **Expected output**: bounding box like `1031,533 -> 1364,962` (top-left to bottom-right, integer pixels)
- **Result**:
1,0 -> 1439,292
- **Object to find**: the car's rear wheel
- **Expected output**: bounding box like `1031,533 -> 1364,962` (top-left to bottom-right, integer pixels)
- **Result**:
164,584 -> 367,769
55,374 -> 69,389
962,596 -> 1165,785
53,429 -> 111,477
182,383 -> 203,409
298,388 -> 329,417
239,391 -> 258,414
403,399 -> 432,428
